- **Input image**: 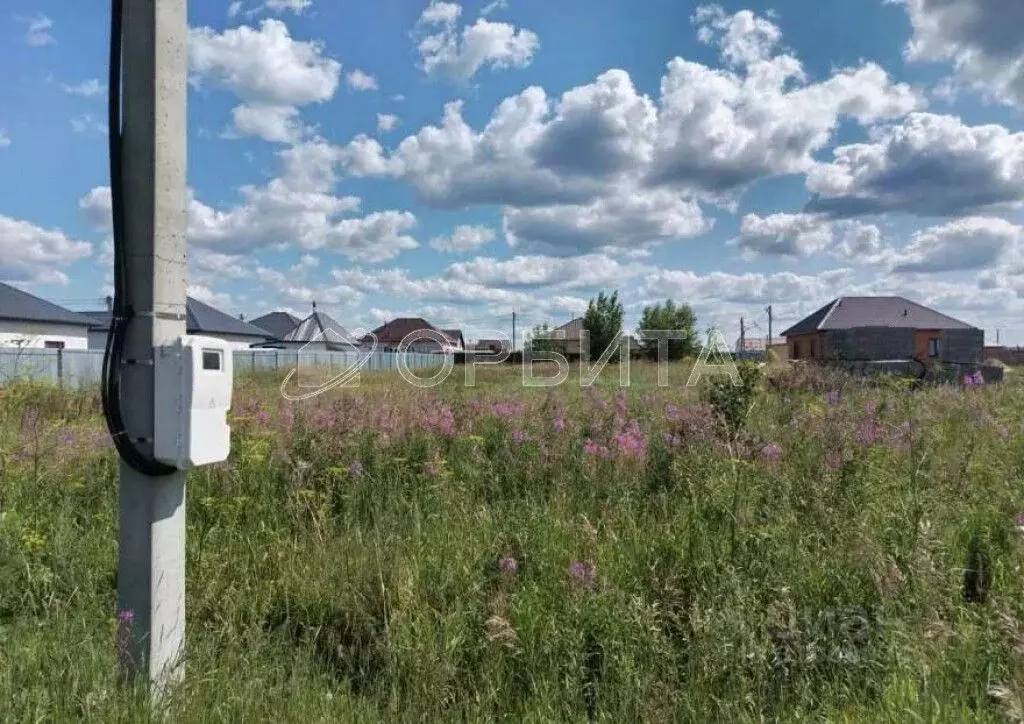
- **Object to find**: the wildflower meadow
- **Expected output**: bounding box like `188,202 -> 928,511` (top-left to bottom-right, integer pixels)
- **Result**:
3,361 -> 1024,720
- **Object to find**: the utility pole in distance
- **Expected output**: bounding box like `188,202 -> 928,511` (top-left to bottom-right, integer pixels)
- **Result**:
117,0 -> 189,695
739,316 -> 745,352
512,310 -> 516,351
766,304 -> 773,348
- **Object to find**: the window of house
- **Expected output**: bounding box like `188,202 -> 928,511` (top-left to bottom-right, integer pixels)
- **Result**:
927,338 -> 939,357
791,341 -> 800,359
44,341 -> 65,350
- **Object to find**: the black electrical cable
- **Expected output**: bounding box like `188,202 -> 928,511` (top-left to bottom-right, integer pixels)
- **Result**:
103,0 -> 177,477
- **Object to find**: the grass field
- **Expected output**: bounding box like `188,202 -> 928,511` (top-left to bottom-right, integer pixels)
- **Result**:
3,361 -> 1024,721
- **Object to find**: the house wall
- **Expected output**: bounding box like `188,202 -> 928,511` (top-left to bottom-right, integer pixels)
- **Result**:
941,328 -> 983,364
787,332 -> 822,360
820,327 -> 914,361
0,321 -> 88,350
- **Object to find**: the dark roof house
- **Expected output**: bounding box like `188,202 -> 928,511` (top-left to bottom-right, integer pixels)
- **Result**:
84,297 -> 272,348
780,296 -> 976,336
442,328 -> 465,349
780,296 -> 982,364
0,281 -> 95,327
250,311 -> 301,340
279,310 -> 356,349
364,317 -> 460,351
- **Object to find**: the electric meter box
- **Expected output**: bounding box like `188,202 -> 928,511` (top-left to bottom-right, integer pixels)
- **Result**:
153,335 -> 233,470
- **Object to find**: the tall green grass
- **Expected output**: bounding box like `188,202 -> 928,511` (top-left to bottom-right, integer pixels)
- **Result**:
2,364 -> 1024,721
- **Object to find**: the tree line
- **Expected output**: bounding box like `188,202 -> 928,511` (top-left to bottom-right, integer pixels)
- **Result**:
528,290 -> 699,360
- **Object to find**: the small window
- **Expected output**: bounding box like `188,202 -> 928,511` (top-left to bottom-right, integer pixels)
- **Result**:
927,338 -> 939,357
44,341 -> 65,350
202,349 -> 222,371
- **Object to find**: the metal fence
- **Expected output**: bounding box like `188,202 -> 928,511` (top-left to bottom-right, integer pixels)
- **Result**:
0,347 -> 448,388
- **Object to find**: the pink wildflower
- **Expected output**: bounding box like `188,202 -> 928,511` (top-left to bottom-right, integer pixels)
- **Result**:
613,421 -> 648,460
761,443 -> 782,463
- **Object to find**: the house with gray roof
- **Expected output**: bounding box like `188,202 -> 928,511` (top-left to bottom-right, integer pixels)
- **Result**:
263,307 -> 359,351
780,296 -> 983,364
0,281 -> 95,349
84,296 -> 273,350
250,311 -> 301,341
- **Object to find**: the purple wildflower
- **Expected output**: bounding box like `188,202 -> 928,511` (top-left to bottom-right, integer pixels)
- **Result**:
491,401 -> 526,419
349,460 -> 363,478
665,404 -> 682,422
568,560 -> 597,589
825,451 -> 843,470
423,406 -> 456,436
499,555 -> 518,576
280,407 -> 294,426
761,443 -> 782,463
856,421 -> 882,446
864,400 -> 877,416
552,411 -> 566,432
613,421 -> 648,460
824,390 -> 842,405
511,428 -> 529,442
964,370 -> 985,387
255,410 -> 271,426
583,439 -> 611,459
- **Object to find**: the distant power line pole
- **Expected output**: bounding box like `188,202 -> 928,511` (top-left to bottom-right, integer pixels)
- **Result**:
512,310 -> 517,351
766,304 -> 773,347
739,316 -> 745,351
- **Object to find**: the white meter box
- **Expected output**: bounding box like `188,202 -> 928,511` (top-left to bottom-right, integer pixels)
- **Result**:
154,335 -> 233,469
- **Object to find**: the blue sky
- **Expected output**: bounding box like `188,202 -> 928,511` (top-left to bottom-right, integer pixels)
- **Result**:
3,0 -> 1024,344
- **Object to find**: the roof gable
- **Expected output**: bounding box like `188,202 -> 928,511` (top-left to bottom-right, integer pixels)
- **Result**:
283,311 -> 353,344
251,311 -> 301,339
0,282 -> 95,327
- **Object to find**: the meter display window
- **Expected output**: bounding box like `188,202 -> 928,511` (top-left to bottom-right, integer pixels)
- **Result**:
202,350 -> 222,371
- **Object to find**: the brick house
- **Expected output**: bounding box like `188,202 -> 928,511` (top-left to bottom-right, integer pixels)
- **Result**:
780,296 -> 983,364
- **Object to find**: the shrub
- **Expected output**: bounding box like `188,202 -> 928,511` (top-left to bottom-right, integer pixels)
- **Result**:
700,361 -> 762,435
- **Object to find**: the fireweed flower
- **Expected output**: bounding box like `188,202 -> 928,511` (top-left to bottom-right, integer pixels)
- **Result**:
423,406 -> 456,436
825,390 -> 842,405
491,401 -> 526,419
665,404 -> 682,422
761,443 -> 782,463
613,421 -> 648,460
511,428 -> 529,442
963,371 -> 985,387
499,555 -> 518,575
116,608 -> 135,659
255,410 -> 271,426
856,421 -> 883,446
825,451 -> 843,470
569,560 -> 597,589
552,410 -> 566,432
583,439 -> 611,459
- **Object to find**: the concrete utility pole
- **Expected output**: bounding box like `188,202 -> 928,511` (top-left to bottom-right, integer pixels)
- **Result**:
117,0 -> 189,695
512,310 -> 517,351
765,304 -> 773,347
739,316 -> 745,351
